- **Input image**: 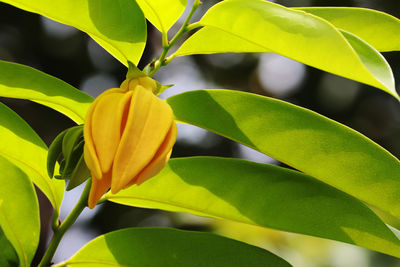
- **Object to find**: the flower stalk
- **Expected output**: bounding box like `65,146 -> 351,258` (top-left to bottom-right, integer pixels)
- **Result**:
147,0 -> 203,76
38,180 -> 91,267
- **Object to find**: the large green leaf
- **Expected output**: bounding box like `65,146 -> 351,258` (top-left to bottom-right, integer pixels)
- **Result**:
0,60 -> 93,124
0,102 -> 64,211
136,0 -> 187,33
0,155 -> 40,267
166,90 -> 400,220
62,227 -> 291,266
296,7 -> 400,52
177,26 -> 267,53
107,157 -> 400,258
1,0 -> 147,65
176,0 -> 398,99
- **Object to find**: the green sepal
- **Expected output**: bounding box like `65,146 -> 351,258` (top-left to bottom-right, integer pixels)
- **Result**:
126,61 -> 146,79
48,125 -> 90,189
62,126 -> 84,159
62,139 -> 84,179
62,126 -> 84,178
59,159 -> 65,175
47,129 -> 68,178
127,61 -> 173,95
155,82 -> 174,95
66,145 -> 91,191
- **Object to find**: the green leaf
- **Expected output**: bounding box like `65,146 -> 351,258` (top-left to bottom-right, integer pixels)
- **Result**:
296,7 -> 400,52
339,29 -> 394,94
64,227 -> 291,266
0,0 -> 147,65
0,102 -> 64,212
0,155 -> 40,266
166,90 -> 400,221
0,228 -> 19,267
176,0 -> 398,99
0,60 -> 93,124
136,0 -> 187,33
177,26 -> 267,53
107,157 -> 400,258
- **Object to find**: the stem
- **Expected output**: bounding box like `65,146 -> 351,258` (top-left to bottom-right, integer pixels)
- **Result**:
38,180 -> 92,267
148,0 -> 202,76
185,21 -> 202,32
51,210 -> 59,232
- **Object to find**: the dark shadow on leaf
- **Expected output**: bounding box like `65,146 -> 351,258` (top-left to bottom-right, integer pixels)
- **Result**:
103,227 -> 291,266
88,0 -> 146,43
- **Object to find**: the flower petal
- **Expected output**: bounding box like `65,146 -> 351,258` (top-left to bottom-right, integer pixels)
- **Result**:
84,92 -> 107,179
125,122 -> 177,187
111,85 -> 173,193
91,91 -> 132,173
83,144 -> 102,179
88,171 -> 112,209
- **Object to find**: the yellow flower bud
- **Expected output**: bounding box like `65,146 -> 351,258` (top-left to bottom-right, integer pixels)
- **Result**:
84,77 -> 177,209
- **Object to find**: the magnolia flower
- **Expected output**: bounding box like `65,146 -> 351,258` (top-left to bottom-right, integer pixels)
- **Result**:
84,76 -> 177,208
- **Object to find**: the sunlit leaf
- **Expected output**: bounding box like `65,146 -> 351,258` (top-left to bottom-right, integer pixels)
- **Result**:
136,0 -> 187,33
177,26 -> 266,53
339,29 -> 394,94
0,102 -> 64,211
0,60 -> 93,124
166,90 -> 400,221
0,0 -> 147,65
296,7 -> 400,52
64,227 -> 291,266
176,0 -> 398,99
107,157 -> 400,258
0,155 -> 40,266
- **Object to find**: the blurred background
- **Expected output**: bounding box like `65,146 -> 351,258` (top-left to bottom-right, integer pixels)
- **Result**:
1,0 -> 400,266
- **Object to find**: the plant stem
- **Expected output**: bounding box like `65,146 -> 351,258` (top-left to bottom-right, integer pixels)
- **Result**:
38,180 -> 92,267
51,209 -> 60,232
148,0 -> 202,76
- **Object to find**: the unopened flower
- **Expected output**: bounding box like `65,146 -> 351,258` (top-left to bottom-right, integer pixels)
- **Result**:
84,76 -> 177,208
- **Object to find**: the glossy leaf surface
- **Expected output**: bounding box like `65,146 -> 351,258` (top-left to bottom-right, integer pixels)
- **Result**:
0,60 -> 93,124
0,155 -> 40,266
64,227 -> 291,266
339,29 -> 394,93
0,0 -> 147,65
297,7 -> 400,52
166,90 -> 400,220
176,0 -> 398,99
0,102 -> 64,211
107,157 -> 400,257
136,0 -> 187,33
